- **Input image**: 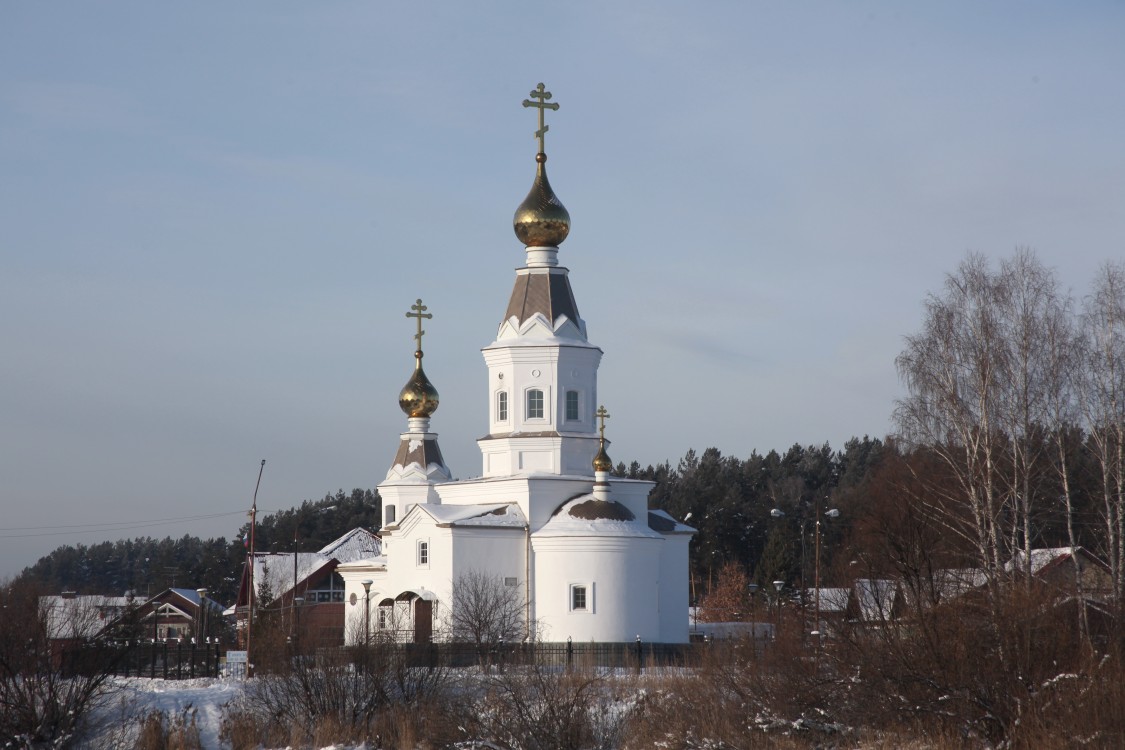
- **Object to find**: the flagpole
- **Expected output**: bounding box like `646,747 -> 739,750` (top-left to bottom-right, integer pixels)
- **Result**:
246,459 -> 265,678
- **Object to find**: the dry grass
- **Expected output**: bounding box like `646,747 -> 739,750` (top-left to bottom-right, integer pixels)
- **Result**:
132,708 -> 202,750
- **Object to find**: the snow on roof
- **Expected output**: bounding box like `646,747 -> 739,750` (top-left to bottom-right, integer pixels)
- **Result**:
252,552 -> 329,599
40,595 -> 133,640
317,527 -> 382,560
535,495 -> 663,539
417,502 -> 528,527
336,554 -> 388,571
854,579 -> 898,622
166,588 -> 225,613
251,529 -> 383,598
648,509 -> 696,534
802,587 -> 850,612
1006,547 -> 1077,575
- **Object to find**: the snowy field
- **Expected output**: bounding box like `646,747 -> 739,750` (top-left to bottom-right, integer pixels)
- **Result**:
87,677 -> 270,750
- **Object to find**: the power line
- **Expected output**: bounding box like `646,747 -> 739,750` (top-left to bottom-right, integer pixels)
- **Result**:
0,510 -> 267,540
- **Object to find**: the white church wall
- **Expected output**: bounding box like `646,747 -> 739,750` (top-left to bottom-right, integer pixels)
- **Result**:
533,535 -> 662,642
449,529 -> 529,636
378,483 -> 443,530
479,343 -> 602,478
451,529 -> 527,585
657,534 -> 692,643
338,563 -> 388,646
437,476 -> 593,532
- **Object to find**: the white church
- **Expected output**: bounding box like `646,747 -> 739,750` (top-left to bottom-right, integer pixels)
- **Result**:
338,85 -> 694,644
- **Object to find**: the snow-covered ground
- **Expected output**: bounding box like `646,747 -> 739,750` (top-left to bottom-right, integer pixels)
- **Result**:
88,677 -> 243,749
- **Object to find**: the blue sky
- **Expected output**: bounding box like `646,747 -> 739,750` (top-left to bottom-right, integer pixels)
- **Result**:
2,2 -> 1124,581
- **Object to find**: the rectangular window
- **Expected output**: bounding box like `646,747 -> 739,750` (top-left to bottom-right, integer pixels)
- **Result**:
377,608 -> 388,629
417,541 -> 429,566
565,390 -> 580,421
504,577 -> 518,587
527,389 -> 544,420
571,584 -> 587,611
497,391 -> 508,422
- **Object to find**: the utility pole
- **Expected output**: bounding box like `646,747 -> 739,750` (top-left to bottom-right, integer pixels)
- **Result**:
246,459 -> 265,678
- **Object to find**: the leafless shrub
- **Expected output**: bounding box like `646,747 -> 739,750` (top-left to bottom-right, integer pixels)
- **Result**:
461,659 -> 637,750
0,579 -> 128,747
447,570 -> 526,647
619,642 -> 837,749
223,637 -> 454,748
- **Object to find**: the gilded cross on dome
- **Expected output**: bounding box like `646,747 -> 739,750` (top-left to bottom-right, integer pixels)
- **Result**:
405,299 -> 432,351
596,405 -> 610,440
522,83 -> 559,155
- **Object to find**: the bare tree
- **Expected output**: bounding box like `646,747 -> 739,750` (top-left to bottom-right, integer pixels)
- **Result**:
446,570 -> 525,646
1082,262 -> 1125,601
895,253 -> 1013,584
471,659 -> 626,750
995,250 -> 1061,580
1040,283 -> 1091,640
0,580 -> 127,747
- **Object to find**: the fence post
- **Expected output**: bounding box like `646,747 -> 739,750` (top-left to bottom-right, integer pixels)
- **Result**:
566,636 -> 573,672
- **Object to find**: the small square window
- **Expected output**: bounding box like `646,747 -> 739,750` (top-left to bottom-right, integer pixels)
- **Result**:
565,390 -> 579,421
504,577 -> 518,587
497,391 -> 508,422
527,389 -> 544,420
417,541 -> 429,566
571,585 -> 587,611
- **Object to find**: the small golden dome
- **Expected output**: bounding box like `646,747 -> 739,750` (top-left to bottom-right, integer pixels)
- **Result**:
513,153 -> 570,247
398,351 -> 439,418
592,438 -> 612,473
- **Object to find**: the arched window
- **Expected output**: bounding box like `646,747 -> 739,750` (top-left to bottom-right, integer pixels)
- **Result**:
497,391 -> 508,422
526,389 -> 544,420
565,390 -> 580,421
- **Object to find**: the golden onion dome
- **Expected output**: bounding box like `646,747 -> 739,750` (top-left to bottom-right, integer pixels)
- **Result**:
592,438 -> 613,473
513,153 -> 570,247
398,351 -> 439,418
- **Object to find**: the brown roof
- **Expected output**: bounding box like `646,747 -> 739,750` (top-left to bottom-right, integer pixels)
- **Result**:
392,436 -> 447,471
567,499 -> 635,522
503,270 -> 581,330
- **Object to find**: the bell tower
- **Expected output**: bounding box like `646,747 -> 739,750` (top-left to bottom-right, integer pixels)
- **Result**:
477,84 -> 603,477
380,298 -> 451,528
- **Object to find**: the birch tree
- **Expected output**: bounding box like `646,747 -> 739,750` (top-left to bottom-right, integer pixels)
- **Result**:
895,253 -> 1012,584
1082,262 -> 1125,601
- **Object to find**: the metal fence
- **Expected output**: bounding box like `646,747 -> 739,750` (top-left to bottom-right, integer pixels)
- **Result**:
65,639 -> 709,679
63,642 -> 224,680
352,640 -> 703,671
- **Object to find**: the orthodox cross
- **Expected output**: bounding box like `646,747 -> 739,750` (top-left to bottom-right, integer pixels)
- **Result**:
522,82 -> 559,154
596,405 -> 610,440
405,298 -> 432,350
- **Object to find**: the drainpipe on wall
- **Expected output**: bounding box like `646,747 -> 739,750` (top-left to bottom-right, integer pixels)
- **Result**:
525,523 -> 533,641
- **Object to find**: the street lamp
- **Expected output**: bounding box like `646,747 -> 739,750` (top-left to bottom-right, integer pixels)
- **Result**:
361,580 -> 373,649
813,502 -> 840,664
293,596 -> 304,651
772,579 -> 785,639
196,588 -> 208,643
